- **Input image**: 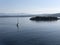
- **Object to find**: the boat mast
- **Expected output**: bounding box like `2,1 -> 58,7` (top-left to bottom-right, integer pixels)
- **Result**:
17,17 -> 19,24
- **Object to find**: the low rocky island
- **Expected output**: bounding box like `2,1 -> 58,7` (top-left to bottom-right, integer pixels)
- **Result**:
30,16 -> 58,21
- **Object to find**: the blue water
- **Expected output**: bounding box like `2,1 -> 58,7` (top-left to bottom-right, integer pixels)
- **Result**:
0,17 -> 60,45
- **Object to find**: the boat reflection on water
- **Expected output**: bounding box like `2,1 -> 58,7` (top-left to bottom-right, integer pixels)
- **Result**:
16,23 -> 19,32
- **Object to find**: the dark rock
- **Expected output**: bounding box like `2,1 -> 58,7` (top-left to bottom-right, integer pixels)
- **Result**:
30,16 -> 58,21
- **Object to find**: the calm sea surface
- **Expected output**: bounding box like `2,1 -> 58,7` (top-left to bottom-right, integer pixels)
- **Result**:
0,17 -> 60,45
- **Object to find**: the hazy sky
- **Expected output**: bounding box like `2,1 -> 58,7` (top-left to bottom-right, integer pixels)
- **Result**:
0,0 -> 60,14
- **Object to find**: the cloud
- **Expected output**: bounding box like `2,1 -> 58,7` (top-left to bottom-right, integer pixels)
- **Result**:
0,8 -> 60,14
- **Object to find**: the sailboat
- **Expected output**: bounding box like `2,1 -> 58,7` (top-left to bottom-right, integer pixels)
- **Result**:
16,17 -> 19,32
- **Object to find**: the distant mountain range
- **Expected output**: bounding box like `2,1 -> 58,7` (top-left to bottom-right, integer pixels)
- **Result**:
0,13 -> 60,17
0,13 -> 42,17
0,13 -> 31,16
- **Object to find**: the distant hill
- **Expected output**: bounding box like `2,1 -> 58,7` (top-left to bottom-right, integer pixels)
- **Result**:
36,13 -> 60,17
49,13 -> 60,17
